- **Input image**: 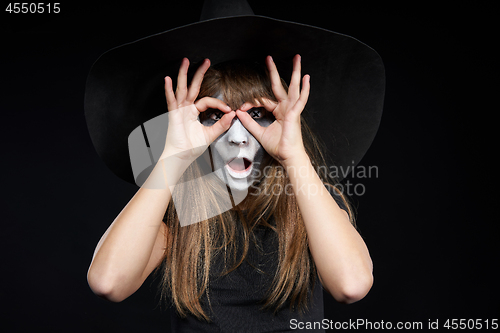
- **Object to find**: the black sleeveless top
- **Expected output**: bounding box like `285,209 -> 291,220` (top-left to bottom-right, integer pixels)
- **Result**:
169,186 -> 346,332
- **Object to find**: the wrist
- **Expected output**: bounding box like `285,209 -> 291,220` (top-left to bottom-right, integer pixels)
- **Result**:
160,147 -> 197,167
282,151 -> 317,182
140,152 -> 191,189
281,150 -> 310,169
158,152 -> 192,175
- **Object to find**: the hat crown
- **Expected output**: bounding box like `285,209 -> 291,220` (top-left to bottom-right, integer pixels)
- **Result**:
200,0 -> 254,21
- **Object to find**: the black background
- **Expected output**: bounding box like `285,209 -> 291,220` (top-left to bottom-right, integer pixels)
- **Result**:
1,0 -> 497,331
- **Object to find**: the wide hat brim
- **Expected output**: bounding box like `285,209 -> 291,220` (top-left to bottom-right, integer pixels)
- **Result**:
84,15 -> 385,185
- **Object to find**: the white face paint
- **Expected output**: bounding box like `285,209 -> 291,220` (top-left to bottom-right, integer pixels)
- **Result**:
200,96 -> 274,194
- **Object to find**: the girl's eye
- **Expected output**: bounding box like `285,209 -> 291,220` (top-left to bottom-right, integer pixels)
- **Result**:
209,111 -> 224,121
249,108 -> 264,119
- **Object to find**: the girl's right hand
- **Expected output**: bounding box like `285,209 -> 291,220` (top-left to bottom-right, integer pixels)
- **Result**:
162,58 -> 235,162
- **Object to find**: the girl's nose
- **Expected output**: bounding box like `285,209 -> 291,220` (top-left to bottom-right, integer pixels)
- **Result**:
227,118 -> 249,146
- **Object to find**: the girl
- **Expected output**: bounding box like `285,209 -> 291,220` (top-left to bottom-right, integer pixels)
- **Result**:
87,55 -> 373,332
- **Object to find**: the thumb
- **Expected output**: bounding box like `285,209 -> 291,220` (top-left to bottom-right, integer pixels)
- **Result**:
204,111 -> 236,143
235,110 -> 265,142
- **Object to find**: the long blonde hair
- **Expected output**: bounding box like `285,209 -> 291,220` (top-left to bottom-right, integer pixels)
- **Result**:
158,59 -> 354,321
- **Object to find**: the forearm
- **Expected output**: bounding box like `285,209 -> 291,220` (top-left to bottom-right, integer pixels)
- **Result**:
284,153 -> 373,303
87,154 -> 188,301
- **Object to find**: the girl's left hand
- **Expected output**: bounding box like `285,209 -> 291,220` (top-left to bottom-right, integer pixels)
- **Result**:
236,54 -> 310,167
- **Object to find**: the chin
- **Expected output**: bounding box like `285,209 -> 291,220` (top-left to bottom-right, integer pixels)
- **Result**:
227,178 -> 251,193
215,168 -> 250,191
212,168 -> 253,207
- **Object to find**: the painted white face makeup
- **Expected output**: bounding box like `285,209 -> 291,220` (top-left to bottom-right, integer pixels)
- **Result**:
200,97 -> 274,194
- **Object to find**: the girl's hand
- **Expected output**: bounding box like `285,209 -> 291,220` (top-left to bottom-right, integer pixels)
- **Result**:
163,58 -> 235,162
236,55 -> 310,167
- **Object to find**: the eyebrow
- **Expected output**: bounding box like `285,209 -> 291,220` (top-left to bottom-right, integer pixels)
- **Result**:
247,107 -> 265,112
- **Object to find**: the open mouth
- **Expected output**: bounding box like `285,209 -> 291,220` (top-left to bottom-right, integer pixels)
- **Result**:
227,157 -> 252,171
225,157 -> 253,178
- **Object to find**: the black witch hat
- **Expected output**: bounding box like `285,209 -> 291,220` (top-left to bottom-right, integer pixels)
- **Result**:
84,0 -> 385,185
